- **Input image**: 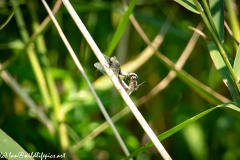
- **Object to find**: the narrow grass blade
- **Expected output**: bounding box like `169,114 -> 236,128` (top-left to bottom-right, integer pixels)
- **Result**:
174,0 -> 200,14
105,0 -> 137,55
208,41 -> 240,105
123,102 -> 240,160
0,129 -> 33,160
209,0 -> 224,42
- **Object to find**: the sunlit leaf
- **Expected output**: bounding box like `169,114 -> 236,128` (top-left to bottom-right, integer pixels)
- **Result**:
210,0 -> 225,42
207,42 -> 240,105
0,129 -> 33,160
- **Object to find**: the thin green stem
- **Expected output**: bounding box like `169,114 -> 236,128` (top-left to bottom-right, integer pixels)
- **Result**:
201,0 -> 219,41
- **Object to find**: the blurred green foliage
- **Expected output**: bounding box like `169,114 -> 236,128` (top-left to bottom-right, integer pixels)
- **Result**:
0,0 -> 240,159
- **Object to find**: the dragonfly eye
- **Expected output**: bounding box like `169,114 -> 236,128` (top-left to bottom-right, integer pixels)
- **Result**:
130,75 -> 137,81
128,73 -> 138,79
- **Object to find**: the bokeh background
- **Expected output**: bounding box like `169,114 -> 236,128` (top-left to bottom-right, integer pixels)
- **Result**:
0,0 -> 240,159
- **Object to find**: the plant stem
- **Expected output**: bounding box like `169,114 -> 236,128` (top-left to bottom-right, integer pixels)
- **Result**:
201,0 -> 219,41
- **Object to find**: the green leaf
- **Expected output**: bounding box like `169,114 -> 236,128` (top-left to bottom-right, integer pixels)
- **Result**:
210,0 -> 225,42
207,41 -> 240,105
174,0 -> 199,14
233,44 -> 240,80
123,102 -> 240,160
0,129 -> 33,160
105,0 -> 137,55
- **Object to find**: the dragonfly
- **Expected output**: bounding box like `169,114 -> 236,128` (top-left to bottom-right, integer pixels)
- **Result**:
94,54 -> 143,95
94,54 -> 136,79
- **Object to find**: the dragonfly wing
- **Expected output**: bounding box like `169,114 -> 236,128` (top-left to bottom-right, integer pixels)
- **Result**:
94,62 -> 107,75
103,54 -> 110,63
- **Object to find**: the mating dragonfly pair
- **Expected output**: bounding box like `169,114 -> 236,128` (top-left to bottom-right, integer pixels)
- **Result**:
94,54 -> 143,95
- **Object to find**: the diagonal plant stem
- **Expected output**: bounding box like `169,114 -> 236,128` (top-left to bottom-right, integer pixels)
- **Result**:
61,0 -> 171,159
41,0 -> 132,158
